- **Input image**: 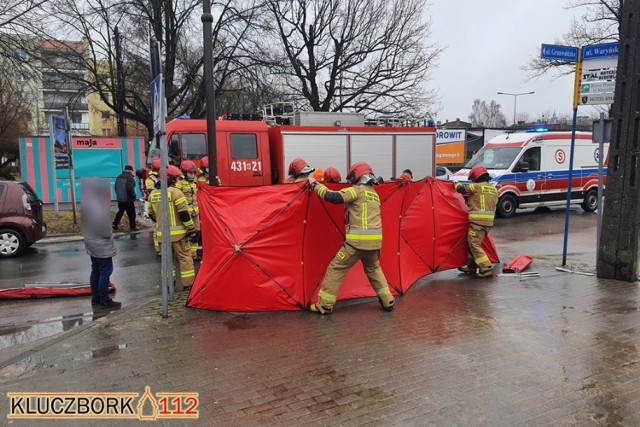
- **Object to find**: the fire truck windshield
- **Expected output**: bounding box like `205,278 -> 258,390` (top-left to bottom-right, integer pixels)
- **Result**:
180,133 -> 206,160
465,147 -> 521,170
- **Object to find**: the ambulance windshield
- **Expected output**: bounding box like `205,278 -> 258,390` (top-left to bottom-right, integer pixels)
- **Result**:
466,146 -> 521,170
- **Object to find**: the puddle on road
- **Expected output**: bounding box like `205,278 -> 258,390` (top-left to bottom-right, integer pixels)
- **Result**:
75,343 -> 128,360
114,231 -> 152,241
224,317 -> 257,330
0,311 -> 107,350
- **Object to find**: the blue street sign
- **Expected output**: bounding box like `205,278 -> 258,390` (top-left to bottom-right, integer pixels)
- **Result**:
150,75 -> 163,136
582,42 -> 619,60
541,44 -> 578,62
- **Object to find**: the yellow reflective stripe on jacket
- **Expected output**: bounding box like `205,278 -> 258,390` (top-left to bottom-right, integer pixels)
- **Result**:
156,225 -> 187,237
180,269 -> 195,279
342,187 -> 357,201
346,233 -> 382,241
481,186 -> 498,195
318,290 -> 337,304
475,255 -> 489,265
376,288 -> 391,297
317,185 -> 328,198
361,200 -> 368,229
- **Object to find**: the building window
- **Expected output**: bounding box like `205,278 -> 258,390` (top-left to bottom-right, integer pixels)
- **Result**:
71,112 -> 82,123
101,111 -> 110,120
102,128 -> 110,136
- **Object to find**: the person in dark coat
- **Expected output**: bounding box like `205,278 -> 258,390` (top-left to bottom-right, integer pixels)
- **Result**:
113,165 -> 138,231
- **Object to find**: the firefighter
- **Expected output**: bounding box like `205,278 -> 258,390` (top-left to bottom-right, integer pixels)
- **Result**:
146,158 -> 162,254
196,156 -> 222,185
323,167 -> 341,183
176,160 -> 200,260
148,165 -> 199,290
288,158 -> 315,183
453,165 -> 499,278
307,161 -> 395,314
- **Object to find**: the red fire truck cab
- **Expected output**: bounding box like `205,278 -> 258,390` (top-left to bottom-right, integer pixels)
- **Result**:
165,114 -> 437,186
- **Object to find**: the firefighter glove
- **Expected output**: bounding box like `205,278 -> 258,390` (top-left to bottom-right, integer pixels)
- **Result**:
188,230 -> 201,243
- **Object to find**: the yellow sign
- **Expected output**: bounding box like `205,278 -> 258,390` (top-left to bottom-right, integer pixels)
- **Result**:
7,386 -> 199,420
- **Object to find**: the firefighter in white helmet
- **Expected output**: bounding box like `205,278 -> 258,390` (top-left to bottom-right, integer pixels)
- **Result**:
148,165 -> 199,290
454,165 -> 498,278
288,157 -> 315,183
307,161 -> 395,314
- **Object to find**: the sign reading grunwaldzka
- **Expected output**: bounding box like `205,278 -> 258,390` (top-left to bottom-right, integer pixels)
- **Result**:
540,44 -> 579,62
48,116 -> 69,170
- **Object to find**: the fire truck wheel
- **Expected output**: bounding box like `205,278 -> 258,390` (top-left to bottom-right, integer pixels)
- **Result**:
581,189 -> 598,212
496,194 -> 517,218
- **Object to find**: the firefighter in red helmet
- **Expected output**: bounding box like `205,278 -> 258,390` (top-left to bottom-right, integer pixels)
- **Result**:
148,165 -> 199,290
323,166 -> 341,183
196,156 -> 221,185
288,158 -> 315,183
454,165 -> 498,278
176,160 -> 200,260
307,161 -> 395,314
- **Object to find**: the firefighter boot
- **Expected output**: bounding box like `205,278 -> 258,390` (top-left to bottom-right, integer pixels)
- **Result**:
378,294 -> 395,312
458,265 -> 476,274
475,266 -> 494,278
307,302 -> 332,315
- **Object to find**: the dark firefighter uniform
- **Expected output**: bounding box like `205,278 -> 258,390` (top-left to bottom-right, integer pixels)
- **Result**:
175,177 -> 200,259
454,180 -> 498,278
309,182 -> 395,314
148,186 -> 197,288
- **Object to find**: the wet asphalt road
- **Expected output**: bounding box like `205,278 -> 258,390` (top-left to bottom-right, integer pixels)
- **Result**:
0,205 -> 599,354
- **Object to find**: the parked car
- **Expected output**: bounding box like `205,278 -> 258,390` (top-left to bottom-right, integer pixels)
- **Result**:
0,181 -> 47,257
436,166 -> 454,181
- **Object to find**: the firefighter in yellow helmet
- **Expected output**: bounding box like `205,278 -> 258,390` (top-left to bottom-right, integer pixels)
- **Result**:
288,158 -> 314,183
307,161 -> 395,314
148,165 -> 199,290
453,165 -> 499,278
176,160 -> 200,260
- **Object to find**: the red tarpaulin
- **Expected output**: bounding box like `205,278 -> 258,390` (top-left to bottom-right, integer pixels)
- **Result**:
187,178 -> 499,312
0,282 -> 116,300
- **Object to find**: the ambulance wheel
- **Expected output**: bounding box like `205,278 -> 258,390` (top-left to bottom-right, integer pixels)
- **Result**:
496,194 -> 517,218
581,189 -> 598,212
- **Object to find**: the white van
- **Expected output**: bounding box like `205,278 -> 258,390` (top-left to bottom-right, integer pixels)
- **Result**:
452,130 -> 608,218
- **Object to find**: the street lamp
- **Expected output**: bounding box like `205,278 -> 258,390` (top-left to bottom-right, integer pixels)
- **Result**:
497,91 -> 535,126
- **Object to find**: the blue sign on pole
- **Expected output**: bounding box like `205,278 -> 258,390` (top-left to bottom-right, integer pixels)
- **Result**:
540,44 -> 579,62
150,75 -> 163,137
582,42 -> 619,60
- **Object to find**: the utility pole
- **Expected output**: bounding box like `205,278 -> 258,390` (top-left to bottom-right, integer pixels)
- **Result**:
202,0 -> 218,185
597,0 -> 640,281
114,26 -> 126,137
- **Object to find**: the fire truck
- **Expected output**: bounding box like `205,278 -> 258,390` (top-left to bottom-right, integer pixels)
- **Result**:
163,111 -> 437,186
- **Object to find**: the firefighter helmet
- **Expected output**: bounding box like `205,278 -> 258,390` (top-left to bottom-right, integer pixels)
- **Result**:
288,158 -> 314,178
347,161 -> 373,183
468,165 -> 489,182
313,168 -> 325,182
180,160 -> 197,174
200,156 -> 209,168
324,167 -> 341,183
151,158 -> 161,171
166,165 -> 183,179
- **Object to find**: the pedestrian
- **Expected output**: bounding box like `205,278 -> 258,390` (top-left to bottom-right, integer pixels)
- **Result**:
148,165 -> 200,291
454,165 -> 499,278
81,178 -> 121,308
288,158 -> 314,183
324,166 -> 342,183
307,161 -> 395,314
113,165 -> 138,231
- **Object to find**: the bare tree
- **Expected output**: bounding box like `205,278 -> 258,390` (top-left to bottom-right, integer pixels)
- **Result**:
253,0 -> 442,116
0,73 -> 30,179
524,0 -> 622,78
0,0 -> 49,69
469,99 -> 507,128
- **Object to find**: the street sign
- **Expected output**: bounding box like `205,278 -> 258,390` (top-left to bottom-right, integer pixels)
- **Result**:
540,44 -> 578,62
582,42 -> 619,60
580,81 -> 616,94
150,75 -> 164,137
580,93 -> 615,105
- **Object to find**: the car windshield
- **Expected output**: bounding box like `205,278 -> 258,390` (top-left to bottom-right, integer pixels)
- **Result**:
465,147 -> 521,170
181,133 -> 207,160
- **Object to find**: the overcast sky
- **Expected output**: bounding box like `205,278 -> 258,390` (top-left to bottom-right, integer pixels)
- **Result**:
428,0 -> 585,124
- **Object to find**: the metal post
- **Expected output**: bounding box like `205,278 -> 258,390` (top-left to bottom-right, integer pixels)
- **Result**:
596,113 -> 605,261
202,0 -> 218,185
63,107 -> 77,224
561,48 -> 582,266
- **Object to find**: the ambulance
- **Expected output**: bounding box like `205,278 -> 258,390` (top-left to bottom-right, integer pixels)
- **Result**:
452,130 -> 608,218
